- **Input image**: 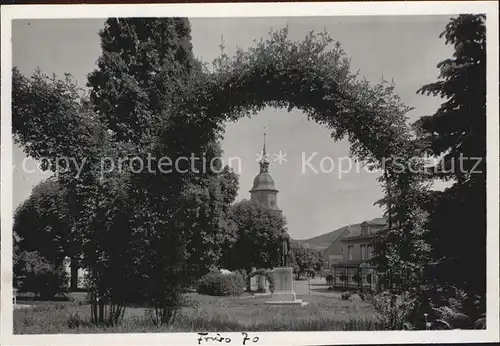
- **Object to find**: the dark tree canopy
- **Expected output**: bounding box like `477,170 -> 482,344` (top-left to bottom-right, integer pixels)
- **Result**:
221,199 -> 286,272
290,243 -> 323,276
416,14 -> 486,182
416,14 -> 486,300
88,18 -> 199,146
13,178 -> 72,265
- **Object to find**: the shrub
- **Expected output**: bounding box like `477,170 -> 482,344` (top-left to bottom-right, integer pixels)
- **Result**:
341,292 -> 351,300
349,293 -> 363,302
67,310 -> 92,328
431,286 -> 486,330
352,274 -> 361,282
339,274 -> 348,282
196,271 -> 245,296
358,290 -> 375,304
18,251 -> 67,300
371,290 -> 416,330
325,274 -> 333,284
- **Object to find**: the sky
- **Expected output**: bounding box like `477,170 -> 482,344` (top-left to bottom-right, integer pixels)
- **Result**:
11,16 -> 454,240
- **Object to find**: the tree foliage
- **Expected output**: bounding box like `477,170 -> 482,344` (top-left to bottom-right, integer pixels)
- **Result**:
13,66 -> 137,324
415,14 -> 486,182
13,17 -> 240,327
415,14 -> 486,303
13,178 -> 72,265
196,271 -> 245,296
220,200 -> 286,273
180,165 -> 240,278
290,243 -> 322,276
87,18 -> 199,147
15,250 -> 68,300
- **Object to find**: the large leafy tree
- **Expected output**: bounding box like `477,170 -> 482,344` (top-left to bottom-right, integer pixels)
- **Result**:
180,164 -> 240,279
12,67 -> 136,323
221,200 -> 286,274
13,178 -> 82,288
14,179 -> 70,264
289,243 -> 322,277
415,15 -> 486,304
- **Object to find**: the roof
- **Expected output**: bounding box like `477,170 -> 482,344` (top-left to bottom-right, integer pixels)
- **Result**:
332,259 -> 365,267
329,226 -> 351,244
342,217 -> 388,239
363,217 -> 387,226
321,227 -> 351,258
332,258 -> 377,267
250,172 -> 277,192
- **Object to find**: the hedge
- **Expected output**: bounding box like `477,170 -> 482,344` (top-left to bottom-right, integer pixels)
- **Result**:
196,271 -> 245,296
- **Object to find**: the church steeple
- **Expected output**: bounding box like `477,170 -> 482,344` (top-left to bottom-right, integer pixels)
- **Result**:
250,128 -> 282,216
260,128 -> 269,173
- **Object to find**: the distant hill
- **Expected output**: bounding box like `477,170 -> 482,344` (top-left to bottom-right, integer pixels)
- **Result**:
292,217 -> 387,252
292,226 -> 348,251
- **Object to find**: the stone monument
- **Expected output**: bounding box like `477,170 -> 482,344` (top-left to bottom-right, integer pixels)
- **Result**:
266,228 -> 305,306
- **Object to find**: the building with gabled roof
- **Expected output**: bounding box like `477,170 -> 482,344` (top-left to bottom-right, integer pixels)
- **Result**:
323,217 -> 388,291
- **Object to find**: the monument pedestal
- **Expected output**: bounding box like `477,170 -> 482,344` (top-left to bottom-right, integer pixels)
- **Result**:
265,267 -> 306,306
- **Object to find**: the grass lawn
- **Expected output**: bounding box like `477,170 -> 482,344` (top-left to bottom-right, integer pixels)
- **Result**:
14,293 -> 381,334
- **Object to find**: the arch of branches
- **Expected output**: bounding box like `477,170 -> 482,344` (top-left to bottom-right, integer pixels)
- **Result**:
166,29 -> 430,285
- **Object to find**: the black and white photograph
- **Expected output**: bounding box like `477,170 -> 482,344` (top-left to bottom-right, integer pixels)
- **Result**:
1,2 -> 499,345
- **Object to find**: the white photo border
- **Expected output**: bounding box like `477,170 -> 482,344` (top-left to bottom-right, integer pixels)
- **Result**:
1,2 -> 499,345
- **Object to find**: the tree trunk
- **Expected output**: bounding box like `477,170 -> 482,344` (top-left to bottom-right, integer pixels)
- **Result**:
247,267 -> 253,292
70,257 -> 78,291
98,299 -> 104,324
384,169 -> 393,230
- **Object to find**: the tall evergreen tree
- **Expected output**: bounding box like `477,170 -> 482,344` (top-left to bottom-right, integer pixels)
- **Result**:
415,14 -> 486,302
87,18 -> 198,146
86,18 -> 237,325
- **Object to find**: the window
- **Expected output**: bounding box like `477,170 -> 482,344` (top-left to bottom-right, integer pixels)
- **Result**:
367,245 -> 373,259
361,245 -> 366,260
361,225 -> 368,236
347,245 -> 353,260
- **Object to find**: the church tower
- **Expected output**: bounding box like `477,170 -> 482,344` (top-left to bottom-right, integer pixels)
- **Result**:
249,130 -> 282,217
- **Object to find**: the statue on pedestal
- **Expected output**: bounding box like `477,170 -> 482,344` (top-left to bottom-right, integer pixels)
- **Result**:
278,227 -> 291,267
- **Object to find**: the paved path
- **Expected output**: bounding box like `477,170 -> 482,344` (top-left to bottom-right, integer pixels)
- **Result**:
294,277 -> 341,298
14,304 -> 33,309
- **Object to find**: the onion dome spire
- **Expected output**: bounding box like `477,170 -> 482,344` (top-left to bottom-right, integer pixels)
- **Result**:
260,127 -> 269,173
